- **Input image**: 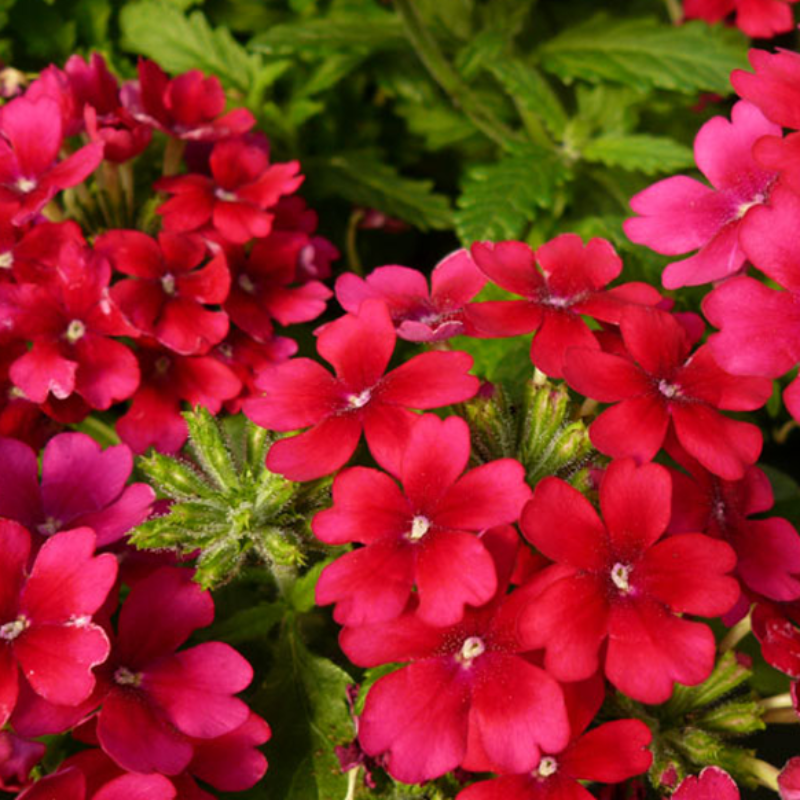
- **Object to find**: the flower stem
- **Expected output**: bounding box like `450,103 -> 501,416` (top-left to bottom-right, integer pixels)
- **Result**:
741,756 -> 780,792
345,209 -> 365,277
394,0 -> 522,150
719,613 -> 752,653
759,692 -> 795,711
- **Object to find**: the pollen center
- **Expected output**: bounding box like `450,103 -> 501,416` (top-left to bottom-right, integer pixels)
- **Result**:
0,616 -> 29,642
37,516 -> 61,536
346,389 -> 371,409
161,273 -> 176,295
611,562 -> 632,594
215,188 -> 238,202
535,756 -> 558,778
65,319 -> 86,344
458,636 -> 485,666
238,274 -> 256,294
407,515 -> 431,542
114,666 -> 143,687
15,177 -> 36,193
0,251 -> 12,269
657,379 -> 680,399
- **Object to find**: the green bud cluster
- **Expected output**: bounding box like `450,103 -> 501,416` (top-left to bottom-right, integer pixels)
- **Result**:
459,371 -> 596,489
130,407 -> 331,589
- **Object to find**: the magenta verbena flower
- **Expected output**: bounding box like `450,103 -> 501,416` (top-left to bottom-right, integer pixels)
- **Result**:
684,0 -> 799,38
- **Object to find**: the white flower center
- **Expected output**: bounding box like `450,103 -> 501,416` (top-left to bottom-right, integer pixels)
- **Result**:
611,562 -> 632,594
65,319 -> 86,344
407,515 -> 431,542
114,666 -> 143,687
161,273 -> 176,295
0,616 -> 29,641
535,756 -> 558,778
215,188 -> 237,202
457,636 -> 485,667
346,389 -> 372,409
0,251 -> 13,269
37,516 -> 61,536
15,177 -> 36,193
657,379 -> 680,399
737,193 -> 767,219
238,274 -> 256,294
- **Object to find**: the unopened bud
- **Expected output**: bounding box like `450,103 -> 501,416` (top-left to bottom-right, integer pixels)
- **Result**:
695,698 -> 766,735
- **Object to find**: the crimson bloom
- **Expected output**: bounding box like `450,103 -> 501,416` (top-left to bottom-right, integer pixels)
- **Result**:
684,0 -> 799,38
465,234 -> 660,378
667,443 -> 800,601
121,59 -> 254,141
456,679 -> 652,800
314,414 -> 531,626
340,527 -> 570,783
0,433 -> 154,547
0,522 -> 117,726
0,95 -> 102,224
624,101 -> 780,288
245,299 -> 479,480
752,599 -> 800,677
0,731 -> 45,791
335,249 -> 487,342
781,758 -> 800,800
97,230 -> 230,355
563,306 -> 772,480
519,459 -> 740,703
96,567 -> 253,775
156,138 -> 303,244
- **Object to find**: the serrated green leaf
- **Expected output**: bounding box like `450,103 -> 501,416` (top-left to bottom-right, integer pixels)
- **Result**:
258,619 -> 354,800
197,601 -> 285,644
539,16 -> 748,95
450,334 -> 533,385
582,134 -> 694,175
314,151 -> 453,230
488,59 -> 568,139
185,407 -> 240,491
251,12 -> 404,55
454,146 -> 569,244
120,1 -> 263,94
300,51 -> 366,96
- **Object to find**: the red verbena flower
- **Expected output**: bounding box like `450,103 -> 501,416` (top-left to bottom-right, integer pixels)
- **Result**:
465,234 -> 660,378
563,306 -> 772,480
519,459 -> 740,703
245,299 -> 479,480
313,414 -> 531,626
684,0 -> 799,38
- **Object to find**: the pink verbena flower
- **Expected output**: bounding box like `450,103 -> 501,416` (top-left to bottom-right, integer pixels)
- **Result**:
667,442 -> 800,601
465,234 -> 660,378
335,249 -> 487,342
96,567 -> 253,775
97,230 -> 230,355
245,299 -> 479,480
0,95 -> 103,225
519,459 -> 740,703
155,139 -> 303,244
0,432 -> 154,546
563,306 -> 772,480
121,59 -> 254,141
684,0 -> 799,38
781,758 -> 800,800
624,101 -> 780,288
672,767 -> 741,800
732,48 -> 800,130
313,414 -> 531,626
0,522 -> 117,726
340,528 -> 570,783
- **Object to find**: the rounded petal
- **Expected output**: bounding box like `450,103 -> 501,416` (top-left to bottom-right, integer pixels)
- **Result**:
0,438 -> 41,529
430,249 -> 487,306
673,767 -> 740,800
531,312 -> 599,379
561,719 -> 652,783
589,396 -> 669,464
562,349 -> 650,403
471,240 -> 544,297
734,518 -> 800,601
379,350 -> 478,408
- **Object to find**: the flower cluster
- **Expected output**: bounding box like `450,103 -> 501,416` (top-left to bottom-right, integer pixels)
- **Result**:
0,431 -> 267,798
0,54 -> 336,454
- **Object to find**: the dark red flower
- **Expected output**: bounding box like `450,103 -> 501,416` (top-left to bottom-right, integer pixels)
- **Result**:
672,767 -> 740,800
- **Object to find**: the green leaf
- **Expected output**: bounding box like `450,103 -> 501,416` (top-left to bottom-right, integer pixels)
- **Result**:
287,558 -> 336,613
582,133 -> 694,175
251,11 -> 404,55
454,145 -> 569,244
196,601 -> 285,645
450,333 -> 533,385
258,618 -> 354,800
120,1 -> 264,94
539,15 -> 748,95
488,59 -> 568,139
313,151 -> 453,230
